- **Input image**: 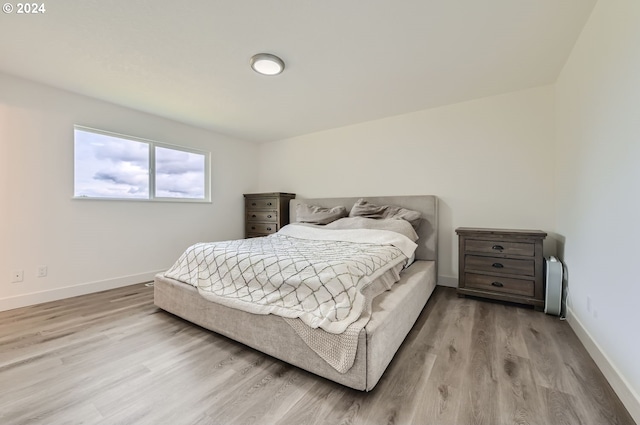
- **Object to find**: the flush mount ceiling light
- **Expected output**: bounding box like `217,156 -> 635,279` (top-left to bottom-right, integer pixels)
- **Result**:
250,53 -> 285,76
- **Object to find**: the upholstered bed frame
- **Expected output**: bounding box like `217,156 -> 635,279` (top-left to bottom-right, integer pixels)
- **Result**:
154,195 -> 438,391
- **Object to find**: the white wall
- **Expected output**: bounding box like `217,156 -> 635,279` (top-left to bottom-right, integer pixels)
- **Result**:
257,86 -> 557,285
0,72 -> 259,310
555,0 -> 640,418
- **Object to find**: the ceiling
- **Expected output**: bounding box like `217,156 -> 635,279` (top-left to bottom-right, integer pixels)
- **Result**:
0,0 -> 597,143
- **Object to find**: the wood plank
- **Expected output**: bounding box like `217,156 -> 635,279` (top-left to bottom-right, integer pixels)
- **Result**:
456,301 -> 500,424
494,304 -> 546,425
408,291 -> 474,424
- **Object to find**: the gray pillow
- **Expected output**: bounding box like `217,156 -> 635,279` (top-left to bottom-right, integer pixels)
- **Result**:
295,203 -> 348,225
349,199 -> 422,230
325,217 -> 419,242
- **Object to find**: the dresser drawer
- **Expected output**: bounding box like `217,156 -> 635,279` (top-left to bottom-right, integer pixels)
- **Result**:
246,222 -> 278,235
465,273 -> 535,297
246,211 -> 278,222
465,255 -> 534,276
246,197 -> 278,210
465,239 -> 534,257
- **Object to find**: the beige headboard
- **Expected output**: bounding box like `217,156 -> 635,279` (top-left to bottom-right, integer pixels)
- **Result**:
290,195 -> 438,264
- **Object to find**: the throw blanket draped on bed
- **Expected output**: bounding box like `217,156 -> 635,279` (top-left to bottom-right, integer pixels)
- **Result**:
164,225 -> 415,333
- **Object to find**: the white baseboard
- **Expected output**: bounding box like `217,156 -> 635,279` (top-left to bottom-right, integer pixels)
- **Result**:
0,270 -> 164,312
566,307 -> 640,424
437,275 -> 458,288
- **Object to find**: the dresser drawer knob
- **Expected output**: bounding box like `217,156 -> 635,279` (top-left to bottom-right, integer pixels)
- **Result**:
267,202 -> 273,206
492,263 -> 504,268
491,281 -> 504,287
251,226 -> 256,230
267,227 -> 272,231
251,202 -> 257,206
267,214 -> 272,218
492,245 -> 504,251
251,214 -> 257,218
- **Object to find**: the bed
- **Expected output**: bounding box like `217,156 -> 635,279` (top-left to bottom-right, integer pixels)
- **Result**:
154,195 -> 438,391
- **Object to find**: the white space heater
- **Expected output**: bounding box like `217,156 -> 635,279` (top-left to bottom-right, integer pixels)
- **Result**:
544,256 -> 563,316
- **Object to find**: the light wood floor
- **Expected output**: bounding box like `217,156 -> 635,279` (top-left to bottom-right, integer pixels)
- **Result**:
0,284 -> 634,425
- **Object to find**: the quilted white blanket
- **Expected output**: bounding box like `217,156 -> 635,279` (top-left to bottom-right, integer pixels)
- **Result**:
164,225 -> 416,335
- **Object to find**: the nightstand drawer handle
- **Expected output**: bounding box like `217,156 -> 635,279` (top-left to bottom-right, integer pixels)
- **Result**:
267,215 -> 272,218
266,227 -> 272,231
267,202 -> 273,206
251,202 -> 257,206
251,214 -> 257,218
492,263 -> 504,268
251,226 -> 256,230
492,245 -> 504,250
491,281 -> 504,287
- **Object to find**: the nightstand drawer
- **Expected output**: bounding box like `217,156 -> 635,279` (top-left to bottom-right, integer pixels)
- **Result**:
246,197 -> 278,209
465,239 -> 534,257
465,273 -> 535,297
465,255 -> 534,276
246,211 -> 278,222
247,222 -> 278,234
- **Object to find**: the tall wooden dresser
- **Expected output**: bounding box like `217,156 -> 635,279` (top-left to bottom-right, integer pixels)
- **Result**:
244,192 -> 296,238
456,227 -> 547,310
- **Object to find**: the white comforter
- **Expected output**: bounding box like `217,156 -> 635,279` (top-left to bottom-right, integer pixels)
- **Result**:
164,224 -> 417,334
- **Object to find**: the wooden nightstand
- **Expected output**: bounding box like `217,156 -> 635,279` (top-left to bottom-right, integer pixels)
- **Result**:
456,227 -> 547,310
244,192 -> 296,238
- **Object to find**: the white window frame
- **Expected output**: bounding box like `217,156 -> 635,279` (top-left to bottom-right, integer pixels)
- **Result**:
73,125 -> 211,203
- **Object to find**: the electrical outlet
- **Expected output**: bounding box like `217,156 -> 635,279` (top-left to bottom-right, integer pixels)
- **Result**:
37,265 -> 48,278
11,270 -> 24,283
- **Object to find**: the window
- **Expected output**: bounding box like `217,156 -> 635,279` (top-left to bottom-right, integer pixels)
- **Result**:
74,126 -> 209,201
